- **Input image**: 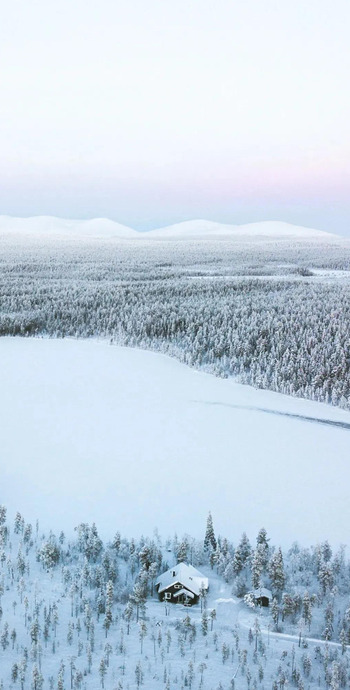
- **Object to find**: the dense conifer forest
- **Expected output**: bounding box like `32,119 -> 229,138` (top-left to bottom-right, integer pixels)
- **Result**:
1,236 -> 350,409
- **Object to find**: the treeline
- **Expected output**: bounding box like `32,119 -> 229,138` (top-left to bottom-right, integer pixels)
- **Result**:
1,238 -> 350,408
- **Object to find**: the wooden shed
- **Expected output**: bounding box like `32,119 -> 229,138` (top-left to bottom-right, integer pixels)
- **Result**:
253,587 -> 272,607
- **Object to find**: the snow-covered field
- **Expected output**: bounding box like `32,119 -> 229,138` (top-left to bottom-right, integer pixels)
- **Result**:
1,337 -> 349,547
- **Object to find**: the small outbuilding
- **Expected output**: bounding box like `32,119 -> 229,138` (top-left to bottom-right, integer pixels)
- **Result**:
155,562 -> 209,606
252,587 -> 272,607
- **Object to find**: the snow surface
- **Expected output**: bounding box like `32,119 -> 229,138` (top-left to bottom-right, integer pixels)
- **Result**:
1,337 -> 350,546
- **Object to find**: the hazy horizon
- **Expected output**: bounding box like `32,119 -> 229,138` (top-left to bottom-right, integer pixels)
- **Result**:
0,213 -> 347,238
1,0 -> 349,236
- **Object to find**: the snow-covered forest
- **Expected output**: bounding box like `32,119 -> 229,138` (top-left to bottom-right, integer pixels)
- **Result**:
1,506 -> 350,690
1,233 -> 350,687
1,235 -> 350,409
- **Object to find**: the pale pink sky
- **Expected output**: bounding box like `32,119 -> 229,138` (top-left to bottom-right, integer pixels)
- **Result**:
1,0 -> 349,234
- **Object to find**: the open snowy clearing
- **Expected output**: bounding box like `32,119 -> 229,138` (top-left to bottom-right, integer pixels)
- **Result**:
1,337 -> 349,546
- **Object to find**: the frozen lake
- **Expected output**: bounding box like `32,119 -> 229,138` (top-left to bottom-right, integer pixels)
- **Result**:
1,337 -> 349,547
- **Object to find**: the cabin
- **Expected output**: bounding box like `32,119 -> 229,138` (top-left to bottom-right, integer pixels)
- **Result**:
252,587 -> 272,607
155,562 -> 209,606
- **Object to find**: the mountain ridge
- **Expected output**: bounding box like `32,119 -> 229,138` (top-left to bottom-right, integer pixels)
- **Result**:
146,218 -> 337,238
0,215 -> 339,239
0,215 -> 138,239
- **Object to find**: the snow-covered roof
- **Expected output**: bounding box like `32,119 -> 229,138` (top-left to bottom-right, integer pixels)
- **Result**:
173,589 -> 195,599
253,588 -> 272,600
156,562 -> 209,596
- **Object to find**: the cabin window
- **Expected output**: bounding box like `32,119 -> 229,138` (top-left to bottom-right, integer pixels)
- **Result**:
164,592 -> 171,600
174,584 -> 181,589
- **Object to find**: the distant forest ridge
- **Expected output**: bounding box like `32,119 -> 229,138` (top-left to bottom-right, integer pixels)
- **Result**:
1,237 -> 350,409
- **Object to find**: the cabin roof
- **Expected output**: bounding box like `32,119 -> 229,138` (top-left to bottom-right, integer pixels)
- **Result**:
253,587 -> 272,599
156,562 -> 209,596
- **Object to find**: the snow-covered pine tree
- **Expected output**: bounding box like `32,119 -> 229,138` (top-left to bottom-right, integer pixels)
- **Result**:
302,591 -> 312,631
269,548 -> 285,598
31,664 -> 44,690
176,537 -> 189,563
0,506 -> 6,526
251,548 -> 265,590
204,512 -> 217,552
256,528 -> 270,568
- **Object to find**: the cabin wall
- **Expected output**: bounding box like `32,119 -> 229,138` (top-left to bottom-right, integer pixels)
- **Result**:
156,583 -> 198,605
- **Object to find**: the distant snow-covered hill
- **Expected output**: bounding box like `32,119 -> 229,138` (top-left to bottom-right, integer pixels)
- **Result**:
0,215 -> 339,240
0,215 -> 138,239
145,219 -> 337,239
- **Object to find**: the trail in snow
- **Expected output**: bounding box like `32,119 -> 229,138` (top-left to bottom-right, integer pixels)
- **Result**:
195,400 -> 350,431
238,607 -> 343,650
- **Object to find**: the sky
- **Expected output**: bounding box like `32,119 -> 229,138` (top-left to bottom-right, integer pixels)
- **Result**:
1,0 -> 349,235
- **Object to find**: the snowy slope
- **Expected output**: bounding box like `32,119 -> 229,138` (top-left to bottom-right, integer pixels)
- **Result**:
0,215 -> 139,239
0,215 -> 338,240
145,219 -> 336,239
1,337 -> 349,546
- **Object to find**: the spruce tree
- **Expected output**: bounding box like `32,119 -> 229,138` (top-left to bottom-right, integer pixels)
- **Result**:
0,506 -> 6,526
31,664 -> 43,690
99,657 -> 107,688
176,537 -> 189,563
269,548 -> 285,597
302,591 -> 312,630
256,528 -> 270,568
251,547 -> 265,589
204,512 -> 217,552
